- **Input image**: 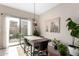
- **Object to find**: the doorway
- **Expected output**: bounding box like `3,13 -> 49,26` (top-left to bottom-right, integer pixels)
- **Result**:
6,16 -> 32,46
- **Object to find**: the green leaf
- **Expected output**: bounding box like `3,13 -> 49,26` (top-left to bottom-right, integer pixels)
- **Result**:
66,18 -> 72,21
66,18 -> 79,38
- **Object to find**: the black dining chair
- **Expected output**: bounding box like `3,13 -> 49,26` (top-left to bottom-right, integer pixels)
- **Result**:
24,38 -> 32,56
33,40 -> 49,56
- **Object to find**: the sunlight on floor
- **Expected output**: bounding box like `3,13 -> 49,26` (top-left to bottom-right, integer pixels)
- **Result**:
0,45 -> 26,56
8,46 -> 18,56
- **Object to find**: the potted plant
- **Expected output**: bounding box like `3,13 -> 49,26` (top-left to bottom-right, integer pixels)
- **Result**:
66,18 -> 79,45
57,43 -> 68,56
52,38 -> 68,55
52,38 -> 60,49
33,29 -> 40,36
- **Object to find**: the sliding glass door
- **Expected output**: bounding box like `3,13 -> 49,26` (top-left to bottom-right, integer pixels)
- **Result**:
7,17 -> 20,46
20,19 -> 29,46
21,19 -> 28,36
21,19 -> 32,36
6,16 -> 32,46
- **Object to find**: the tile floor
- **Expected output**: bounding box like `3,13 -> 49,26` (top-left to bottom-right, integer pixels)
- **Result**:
0,45 -> 24,56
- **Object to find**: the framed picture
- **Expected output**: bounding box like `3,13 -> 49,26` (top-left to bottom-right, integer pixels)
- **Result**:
45,20 -> 50,32
46,25 -> 49,32
50,17 -> 60,33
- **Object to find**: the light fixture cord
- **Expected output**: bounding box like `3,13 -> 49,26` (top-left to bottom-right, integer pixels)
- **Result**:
34,2 -> 35,21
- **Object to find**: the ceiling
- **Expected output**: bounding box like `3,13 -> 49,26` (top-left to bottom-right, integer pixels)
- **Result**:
0,3 -> 59,15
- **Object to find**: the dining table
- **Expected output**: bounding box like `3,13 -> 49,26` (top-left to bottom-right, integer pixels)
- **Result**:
24,36 -> 49,56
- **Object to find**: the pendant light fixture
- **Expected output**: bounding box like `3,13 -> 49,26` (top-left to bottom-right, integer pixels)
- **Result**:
33,3 -> 37,29
33,3 -> 40,36
33,3 -> 37,26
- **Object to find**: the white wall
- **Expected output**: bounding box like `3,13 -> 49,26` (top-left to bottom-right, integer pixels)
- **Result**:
0,16 -> 2,48
39,3 -> 79,45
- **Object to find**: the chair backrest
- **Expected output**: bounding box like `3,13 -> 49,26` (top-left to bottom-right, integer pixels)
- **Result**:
24,39 -> 31,46
39,40 -> 49,50
24,38 -> 28,43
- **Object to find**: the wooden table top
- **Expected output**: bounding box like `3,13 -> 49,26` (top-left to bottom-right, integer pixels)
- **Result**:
24,36 -> 43,41
24,36 -> 49,46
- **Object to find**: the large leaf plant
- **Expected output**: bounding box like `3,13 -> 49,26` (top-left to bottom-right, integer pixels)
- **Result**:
66,18 -> 79,38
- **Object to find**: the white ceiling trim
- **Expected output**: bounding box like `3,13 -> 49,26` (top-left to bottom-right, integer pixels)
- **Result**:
0,3 -> 59,15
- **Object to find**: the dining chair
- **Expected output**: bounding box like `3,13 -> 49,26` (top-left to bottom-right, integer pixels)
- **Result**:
33,40 -> 49,56
24,38 -> 32,56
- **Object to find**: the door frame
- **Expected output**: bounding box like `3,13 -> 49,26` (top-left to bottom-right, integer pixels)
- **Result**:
5,16 -> 32,47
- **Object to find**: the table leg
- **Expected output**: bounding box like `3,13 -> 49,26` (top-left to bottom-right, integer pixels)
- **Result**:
33,48 -> 35,56
31,46 -> 32,56
24,43 -> 26,53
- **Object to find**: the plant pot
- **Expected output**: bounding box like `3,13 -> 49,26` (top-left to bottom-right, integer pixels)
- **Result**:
54,45 -> 57,50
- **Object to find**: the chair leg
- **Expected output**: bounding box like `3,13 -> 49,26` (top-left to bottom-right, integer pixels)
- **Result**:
33,48 -> 35,56
24,44 -> 26,53
46,50 -> 48,56
38,50 -> 48,56
30,46 -> 32,56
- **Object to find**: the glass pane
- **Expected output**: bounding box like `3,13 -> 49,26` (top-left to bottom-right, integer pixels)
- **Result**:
9,17 -> 20,44
21,20 -> 28,36
21,19 -> 32,36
